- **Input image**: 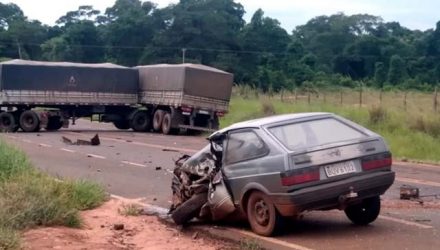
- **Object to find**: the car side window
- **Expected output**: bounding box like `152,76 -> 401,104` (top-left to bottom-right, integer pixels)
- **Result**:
225,131 -> 268,164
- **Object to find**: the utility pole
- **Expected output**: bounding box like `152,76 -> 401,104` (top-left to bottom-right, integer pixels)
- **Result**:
182,48 -> 187,63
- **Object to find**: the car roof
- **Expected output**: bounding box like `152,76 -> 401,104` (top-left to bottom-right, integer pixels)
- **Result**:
215,112 -> 332,135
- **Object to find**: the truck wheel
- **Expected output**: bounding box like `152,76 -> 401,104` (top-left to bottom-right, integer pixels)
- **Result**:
130,111 -> 151,132
162,112 -> 179,135
153,110 -> 165,132
113,120 -> 130,130
247,191 -> 283,236
0,112 -> 18,132
46,117 -> 63,131
19,110 -> 40,132
171,193 -> 208,225
345,196 -> 381,225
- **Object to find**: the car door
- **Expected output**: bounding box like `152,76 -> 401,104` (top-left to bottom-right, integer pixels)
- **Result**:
222,129 -> 285,204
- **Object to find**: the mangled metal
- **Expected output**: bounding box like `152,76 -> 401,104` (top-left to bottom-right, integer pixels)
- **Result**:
62,134 -> 100,146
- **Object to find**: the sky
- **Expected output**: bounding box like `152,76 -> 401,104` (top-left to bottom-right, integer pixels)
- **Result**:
3,0 -> 440,32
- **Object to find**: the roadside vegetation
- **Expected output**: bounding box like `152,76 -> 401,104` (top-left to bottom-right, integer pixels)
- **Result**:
222,86 -> 440,163
0,140 -> 107,250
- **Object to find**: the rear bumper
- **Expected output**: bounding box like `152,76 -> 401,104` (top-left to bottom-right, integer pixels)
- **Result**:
271,171 -> 395,216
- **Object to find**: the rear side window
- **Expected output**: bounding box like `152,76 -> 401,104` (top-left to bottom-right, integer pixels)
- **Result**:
269,118 -> 366,151
225,131 -> 268,164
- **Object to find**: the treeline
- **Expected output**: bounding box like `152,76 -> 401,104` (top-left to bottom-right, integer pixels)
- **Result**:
1,0 -> 440,91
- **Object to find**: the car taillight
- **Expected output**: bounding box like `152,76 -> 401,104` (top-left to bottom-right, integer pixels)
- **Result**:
361,153 -> 392,171
216,111 -> 227,117
281,168 -> 320,186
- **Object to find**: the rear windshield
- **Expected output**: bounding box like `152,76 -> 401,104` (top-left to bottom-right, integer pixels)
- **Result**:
268,118 -> 366,151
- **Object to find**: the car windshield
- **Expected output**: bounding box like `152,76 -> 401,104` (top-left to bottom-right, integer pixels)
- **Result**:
268,118 -> 366,151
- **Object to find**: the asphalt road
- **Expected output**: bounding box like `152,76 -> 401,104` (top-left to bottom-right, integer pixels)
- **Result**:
1,119 -> 440,250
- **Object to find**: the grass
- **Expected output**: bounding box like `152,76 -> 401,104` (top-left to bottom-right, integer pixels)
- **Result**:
0,140 -> 107,250
118,203 -> 143,216
221,87 -> 440,163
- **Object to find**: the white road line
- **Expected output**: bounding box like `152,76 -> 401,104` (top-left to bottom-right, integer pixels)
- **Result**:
60,148 -> 76,153
87,154 -> 106,159
379,215 -> 433,229
38,143 -> 52,148
396,177 -> 440,187
22,139 -> 32,143
227,228 -> 315,250
121,161 -> 146,168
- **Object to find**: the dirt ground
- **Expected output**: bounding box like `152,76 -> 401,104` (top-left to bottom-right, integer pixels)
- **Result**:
22,199 -> 234,250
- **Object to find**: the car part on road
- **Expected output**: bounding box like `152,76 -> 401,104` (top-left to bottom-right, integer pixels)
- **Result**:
345,196 -> 381,225
400,185 -> 420,200
61,134 -> 100,146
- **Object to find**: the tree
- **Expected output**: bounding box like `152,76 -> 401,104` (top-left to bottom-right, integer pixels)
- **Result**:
374,62 -> 387,87
387,55 -> 407,85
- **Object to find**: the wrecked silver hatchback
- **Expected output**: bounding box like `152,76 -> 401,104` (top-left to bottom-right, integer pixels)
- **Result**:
170,112 -> 395,236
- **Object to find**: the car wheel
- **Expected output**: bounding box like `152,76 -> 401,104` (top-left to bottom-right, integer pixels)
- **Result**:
171,193 -> 207,225
153,110 -> 165,132
19,110 -> 40,132
0,112 -> 18,132
345,196 -> 381,225
246,191 -> 282,236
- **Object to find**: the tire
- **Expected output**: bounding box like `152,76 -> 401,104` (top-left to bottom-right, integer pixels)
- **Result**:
0,112 -> 18,132
46,117 -> 63,131
345,196 -> 381,225
246,191 -> 283,236
130,111 -> 151,132
162,112 -> 179,135
152,109 -> 165,132
19,110 -> 40,132
171,193 -> 208,225
113,120 -> 130,130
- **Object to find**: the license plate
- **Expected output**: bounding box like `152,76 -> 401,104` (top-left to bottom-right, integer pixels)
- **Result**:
198,110 -> 210,115
324,161 -> 357,177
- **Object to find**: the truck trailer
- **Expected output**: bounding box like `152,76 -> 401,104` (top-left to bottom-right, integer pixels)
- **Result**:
0,60 -> 233,134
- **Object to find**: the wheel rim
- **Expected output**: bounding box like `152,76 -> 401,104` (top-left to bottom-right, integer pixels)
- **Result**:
254,199 -> 270,226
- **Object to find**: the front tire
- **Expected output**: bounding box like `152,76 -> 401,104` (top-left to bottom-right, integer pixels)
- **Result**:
246,191 -> 283,236
171,193 -> 207,225
345,196 -> 381,225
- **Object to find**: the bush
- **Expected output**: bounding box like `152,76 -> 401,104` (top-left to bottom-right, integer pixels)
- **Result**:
409,116 -> 440,138
0,227 -> 20,250
368,106 -> 387,124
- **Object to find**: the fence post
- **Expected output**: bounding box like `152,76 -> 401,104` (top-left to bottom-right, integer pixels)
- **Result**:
308,90 -> 311,105
359,84 -> 363,108
403,91 -> 407,111
294,89 -> 298,103
379,88 -> 383,105
340,90 -> 343,106
323,92 -> 327,104
434,87 -> 438,112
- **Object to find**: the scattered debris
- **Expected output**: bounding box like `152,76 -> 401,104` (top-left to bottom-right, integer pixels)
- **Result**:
36,134 -> 41,137
113,223 -> 124,231
97,169 -> 102,172
192,232 -> 199,240
61,134 -> 100,146
155,166 -> 162,171
162,148 -> 180,153
400,185 -> 419,200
